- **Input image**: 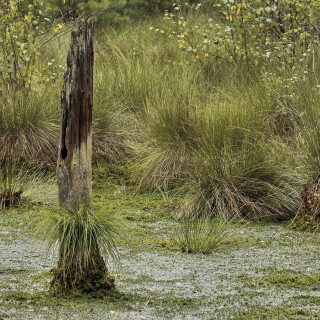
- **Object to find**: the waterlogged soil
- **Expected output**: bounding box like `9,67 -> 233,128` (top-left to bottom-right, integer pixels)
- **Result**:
1,180 -> 320,319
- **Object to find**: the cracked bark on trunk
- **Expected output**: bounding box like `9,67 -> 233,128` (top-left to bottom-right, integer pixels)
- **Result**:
57,19 -> 94,210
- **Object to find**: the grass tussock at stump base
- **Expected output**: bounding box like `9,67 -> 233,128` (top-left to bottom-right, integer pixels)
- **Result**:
50,248 -> 115,297
40,207 -> 119,297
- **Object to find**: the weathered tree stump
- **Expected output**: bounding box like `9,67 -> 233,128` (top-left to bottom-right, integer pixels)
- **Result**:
52,18 -> 114,295
57,19 -> 94,210
293,175 -> 320,231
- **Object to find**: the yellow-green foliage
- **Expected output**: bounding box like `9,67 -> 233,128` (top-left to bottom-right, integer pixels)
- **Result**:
163,1 -> 320,71
0,0 -> 65,92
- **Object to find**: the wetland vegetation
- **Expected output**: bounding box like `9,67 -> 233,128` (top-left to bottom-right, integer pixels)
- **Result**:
1,0 -> 320,318
2,174 -> 320,319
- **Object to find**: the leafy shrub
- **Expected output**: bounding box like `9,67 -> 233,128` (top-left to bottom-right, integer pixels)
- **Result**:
0,0 -> 64,92
162,1 -> 320,73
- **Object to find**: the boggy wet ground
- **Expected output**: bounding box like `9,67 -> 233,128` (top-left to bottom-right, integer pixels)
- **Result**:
1,178 -> 320,319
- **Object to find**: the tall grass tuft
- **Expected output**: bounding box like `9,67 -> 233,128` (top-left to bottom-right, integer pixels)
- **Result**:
129,61 -> 304,218
0,161 -> 23,210
170,216 -> 234,254
92,49 -> 133,163
183,135 -> 302,219
293,73 -> 320,176
130,94 -> 200,188
45,207 -> 119,271
187,86 -> 302,219
0,89 -> 59,167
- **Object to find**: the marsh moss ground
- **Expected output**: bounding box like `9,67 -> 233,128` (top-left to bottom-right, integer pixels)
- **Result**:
1,172 -> 320,319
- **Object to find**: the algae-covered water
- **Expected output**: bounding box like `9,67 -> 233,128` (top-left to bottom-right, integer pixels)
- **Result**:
1,180 -> 320,319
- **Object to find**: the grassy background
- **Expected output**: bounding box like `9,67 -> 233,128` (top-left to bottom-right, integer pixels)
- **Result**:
1,10 -> 320,220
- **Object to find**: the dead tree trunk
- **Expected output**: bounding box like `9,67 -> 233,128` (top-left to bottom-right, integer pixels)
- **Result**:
57,19 -> 94,210
293,176 -> 320,231
53,19 -> 114,295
